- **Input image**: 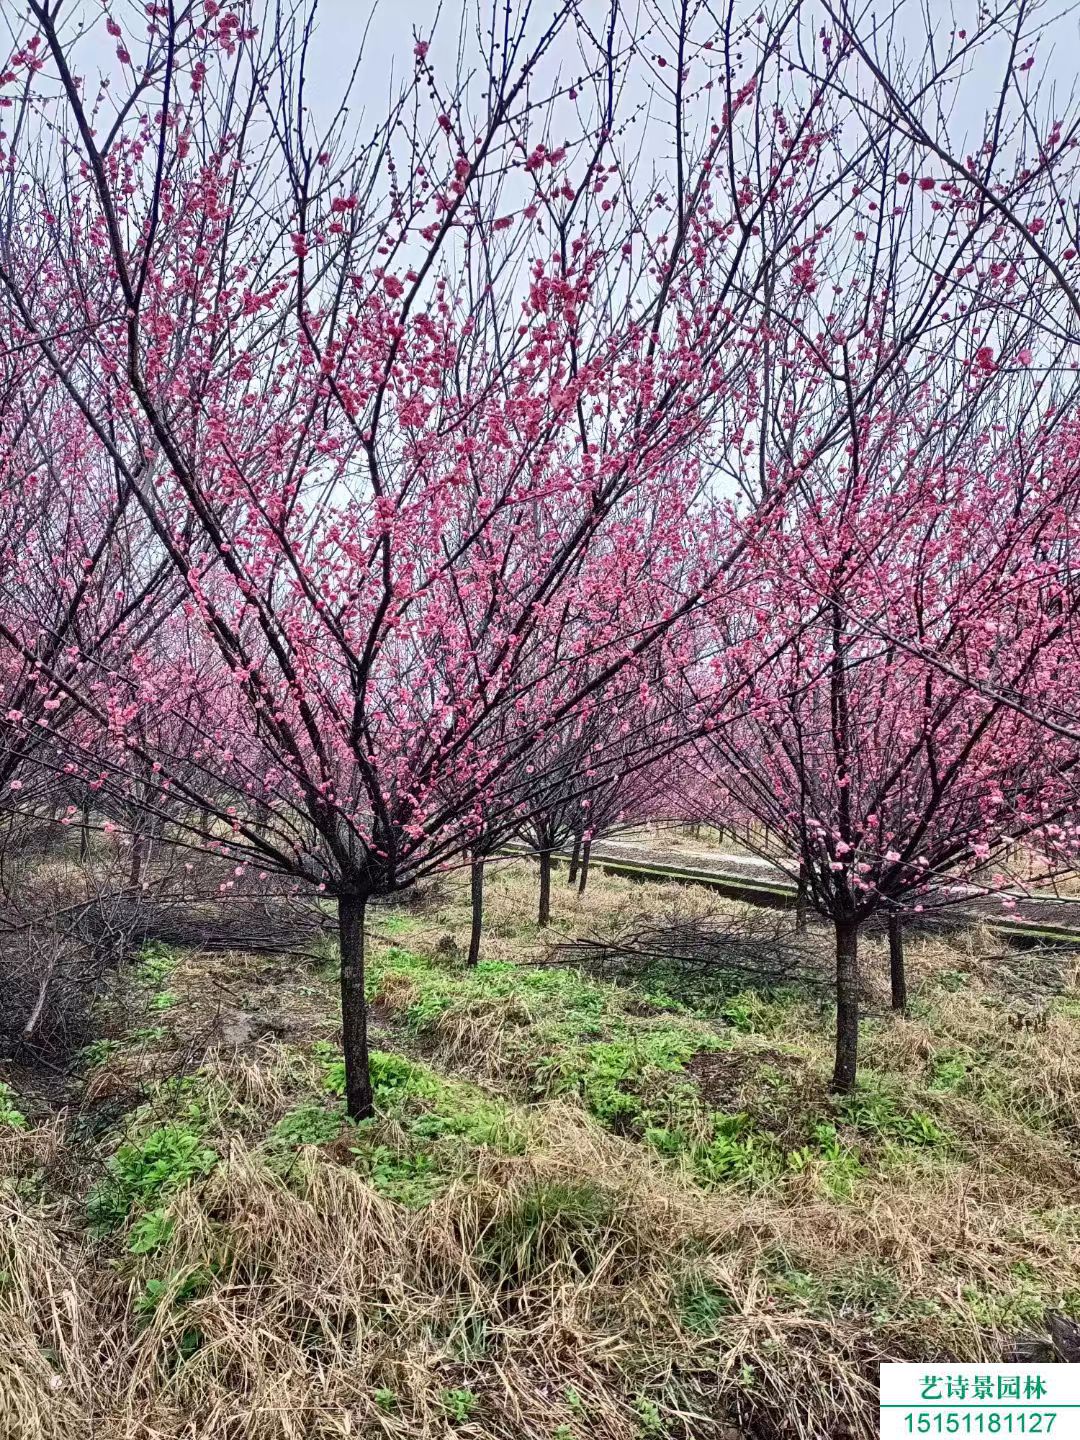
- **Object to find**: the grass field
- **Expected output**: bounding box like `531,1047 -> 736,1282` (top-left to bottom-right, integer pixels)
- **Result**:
3,861 -> 1079,1440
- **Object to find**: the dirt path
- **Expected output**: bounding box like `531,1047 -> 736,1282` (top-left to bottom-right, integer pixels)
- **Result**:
587,839 -> 1080,937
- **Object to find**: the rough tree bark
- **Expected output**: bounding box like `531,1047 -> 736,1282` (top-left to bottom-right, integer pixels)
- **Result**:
129,834 -> 146,889
338,892 -> 374,1119
567,830 -> 582,886
577,836 -> 592,895
888,912 -> 907,1013
538,850 -> 552,926
832,916 -> 860,1093
467,854 -> 485,967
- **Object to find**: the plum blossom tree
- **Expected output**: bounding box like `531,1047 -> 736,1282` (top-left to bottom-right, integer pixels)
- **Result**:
6,0 -> 1078,1118
0,0 -> 851,1116
507,631 -> 690,928
0,386 -> 180,857
685,359 -> 1080,1091
560,744 -> 673,897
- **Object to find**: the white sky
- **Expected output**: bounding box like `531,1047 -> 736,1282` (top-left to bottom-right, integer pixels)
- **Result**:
11,0 -> 1080,158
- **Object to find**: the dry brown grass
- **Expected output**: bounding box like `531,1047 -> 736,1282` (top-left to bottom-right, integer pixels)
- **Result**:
0,1194 -> 105,1440
3,861 -> 1079,1440
2,1108 -> 881,1439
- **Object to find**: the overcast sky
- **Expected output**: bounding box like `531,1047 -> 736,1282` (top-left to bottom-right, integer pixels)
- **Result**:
8,0 -> 1079,161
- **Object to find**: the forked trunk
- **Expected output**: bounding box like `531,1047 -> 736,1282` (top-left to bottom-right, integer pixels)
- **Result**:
467,855 -> 485,967
538,849 -> 552,926
577,837 -> 591,895
832,916 -> 860,1093
338,892 -> 373,1120
888,913 -> 907,1013
567,832 -> 582,886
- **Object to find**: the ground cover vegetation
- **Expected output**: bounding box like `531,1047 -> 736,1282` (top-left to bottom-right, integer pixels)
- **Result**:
2,0 -> 1080,1434
4,863 -> 1080,1440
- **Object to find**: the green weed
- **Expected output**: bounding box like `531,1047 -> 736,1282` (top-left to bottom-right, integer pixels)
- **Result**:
835,1082 -> 944,1147
127,1208 -> 175,1255
136,942 -> 177,989
933,969 -> 969,993
720,990 -> 787,1034
786,1121 -> 865,1199
130,1026 -> 168,1044
317,1047 -> 527,1204
78,1038 -> 123,1069
441,1388 -> 477,1424
354,1144 -> 444,1207
135,1264 -> 218,1316
533,1028 -> 718,1139
962,1278 -> 1046,1331
0,1081 -> 27,1130
632,1395 -> 665,1434
690,1112 -> 779,1186
270,1104 -> 343,1149
928,1050 -> 974,1093
87,1124 -> 218,1235
480,1179 -> 618,1282
678,1273 -> 734,1334
378,914 -> 415,937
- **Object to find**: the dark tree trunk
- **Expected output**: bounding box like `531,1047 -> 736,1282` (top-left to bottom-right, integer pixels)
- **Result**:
832,916 -> 860,1093
467,855 -> 485,967
567,831 -> 582,886
888,913 -> 907,1013
129,834 -> 146,889
538,849 -> 552,926
79,803 -> 91,862
795,861 -> 809,935
577,837 -> 592,895
338,892 -> 373,1120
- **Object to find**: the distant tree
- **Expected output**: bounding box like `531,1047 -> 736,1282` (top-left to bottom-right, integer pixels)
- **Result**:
516,680 -> 677,925
0,389 -> 178,870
